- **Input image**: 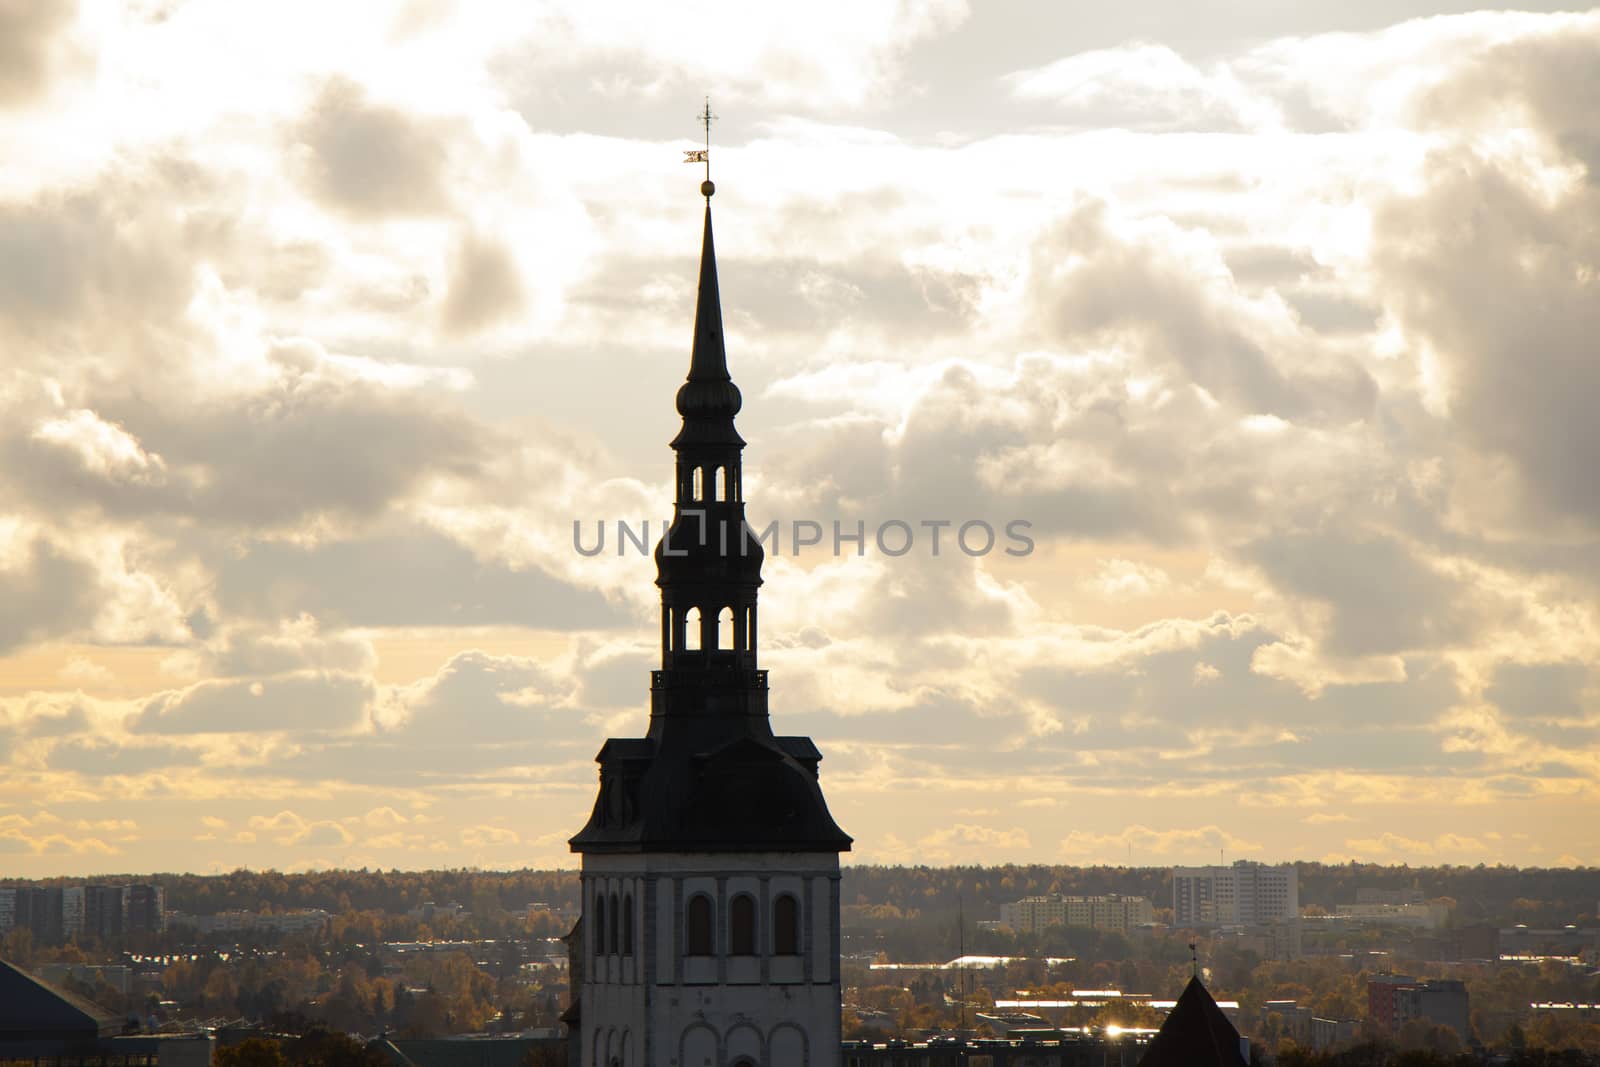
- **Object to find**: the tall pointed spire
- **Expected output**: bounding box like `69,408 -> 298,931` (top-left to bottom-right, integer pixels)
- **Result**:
682,204 -> 733,386
673,191 -> 743,443
568,155 -> 849,856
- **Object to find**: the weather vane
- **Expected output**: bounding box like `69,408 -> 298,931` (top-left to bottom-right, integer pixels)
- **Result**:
683,97 -> 715,197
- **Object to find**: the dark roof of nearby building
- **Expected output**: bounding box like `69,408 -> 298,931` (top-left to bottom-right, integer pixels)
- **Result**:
0,957 -> 123,1038
1138,977 -> 1247,1067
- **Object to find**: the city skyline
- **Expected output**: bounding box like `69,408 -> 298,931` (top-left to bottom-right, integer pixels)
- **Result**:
2,1 -> 1599,876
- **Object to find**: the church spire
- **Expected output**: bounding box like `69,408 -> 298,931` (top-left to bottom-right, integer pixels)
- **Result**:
657,178 -> 760,682
674,198 -> 742,431
569,157 -> 849,857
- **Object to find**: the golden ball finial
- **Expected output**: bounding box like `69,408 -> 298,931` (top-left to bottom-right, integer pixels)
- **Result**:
701,179 -> 715,198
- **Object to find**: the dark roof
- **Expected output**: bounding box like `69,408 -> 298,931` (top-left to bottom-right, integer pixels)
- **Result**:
0,957 -> 122,1039
569,726 -> 852,854
1138,977 -> 1247,1067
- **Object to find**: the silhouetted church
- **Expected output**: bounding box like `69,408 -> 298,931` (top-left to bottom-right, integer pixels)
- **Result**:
567,178 -> 852,1067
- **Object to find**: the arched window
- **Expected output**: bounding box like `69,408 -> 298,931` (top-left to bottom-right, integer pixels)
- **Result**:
608,891 -> 620,956
593,892 -> 607,957
686,894 -> 714,956
773,893 -> 800,956
717,606 -> 733,651
730,893 -> 756,956
714,466 -> 726,501
692,466 -> 704,500
622,893 -> 634,956
684,607 -> 700,651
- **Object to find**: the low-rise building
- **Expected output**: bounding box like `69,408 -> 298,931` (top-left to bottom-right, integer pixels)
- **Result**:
1356,888 -> 1425,906
1000,895 -> 1154,934
1334,902 -> 1451,930
1225,919 -> 1303,961
1310,1017 -> 1361,1050
165,908 -> 331,937
1367,976 -> 1470,1040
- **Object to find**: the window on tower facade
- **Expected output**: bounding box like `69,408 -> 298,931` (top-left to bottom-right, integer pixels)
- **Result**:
608,891 -> 619,956
686,894 -> 714,956
623,893 -> 634,956
593,893 -> 607,957
773,893 -> 800,956
730,893 -> 756,955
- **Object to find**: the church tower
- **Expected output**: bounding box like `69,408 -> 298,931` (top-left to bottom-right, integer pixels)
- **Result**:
569,177 -> 852,1067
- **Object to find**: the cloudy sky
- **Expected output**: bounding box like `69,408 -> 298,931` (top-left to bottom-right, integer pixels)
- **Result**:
2,0 -> 1598,878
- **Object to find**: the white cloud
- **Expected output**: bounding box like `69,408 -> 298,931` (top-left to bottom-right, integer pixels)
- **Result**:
0,4 -> 1597,874
1059,825 -> 1263,863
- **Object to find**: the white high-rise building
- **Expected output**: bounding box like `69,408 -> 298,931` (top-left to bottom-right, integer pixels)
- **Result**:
1172,861 -> 1298,926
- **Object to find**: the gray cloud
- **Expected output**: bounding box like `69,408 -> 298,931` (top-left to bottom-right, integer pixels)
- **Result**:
0,181 -> 198,341
203,621 -> 377,678
0,0 -> 75,106
215,525 -> 625,629
1223,244 -> 1319,287
0,537 -> 100,654
576,648 -> 654,709
47,737 -> 196,775
1245,527 -> 1483,657
570,245 -> 981,342
1374,154 -> 1600,530
294,78 -> 452,218
1485,661 -> 1590,721
1284,289 -> 1382,334
386,650 -> 576,745
731,256 -> 982,338
1422,26 -> 1600,180
24,702 -> 90,737
441,231 -> 525,336
231,651 -> 597,786
133,671 -> 375,734
1,343 -> 491,530
1029,200 -> 1376,421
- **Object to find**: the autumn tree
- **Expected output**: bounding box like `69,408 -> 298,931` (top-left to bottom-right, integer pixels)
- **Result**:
215,1038 -> 289,1067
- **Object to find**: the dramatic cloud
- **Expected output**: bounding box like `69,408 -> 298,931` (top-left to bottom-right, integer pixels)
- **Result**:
441,231 -> 525,335
0,0 -> 76,106
294,78 -> 453,218
133,672 -> 376,735
1373,154 -> 1600,530
1,3 -> 1598,873
0,536 -> 99,653
1028,199 -> 1376,422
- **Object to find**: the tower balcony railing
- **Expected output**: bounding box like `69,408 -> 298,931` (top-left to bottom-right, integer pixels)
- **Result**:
652,667 -> 767,689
